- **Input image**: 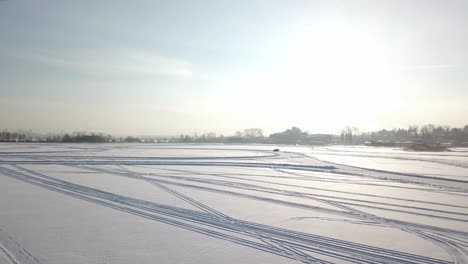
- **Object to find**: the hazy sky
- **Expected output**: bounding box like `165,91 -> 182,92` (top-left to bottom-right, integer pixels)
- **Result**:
1,0 -> 467,136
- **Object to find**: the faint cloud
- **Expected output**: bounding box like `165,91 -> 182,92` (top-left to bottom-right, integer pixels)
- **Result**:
398,64 -> 464,73
413,64 -> 458,70
16,49 -> 195,78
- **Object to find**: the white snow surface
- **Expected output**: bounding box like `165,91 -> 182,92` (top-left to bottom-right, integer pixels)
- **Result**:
0,143 -> 468,264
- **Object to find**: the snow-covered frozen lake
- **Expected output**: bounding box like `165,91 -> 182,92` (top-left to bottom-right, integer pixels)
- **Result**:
1,143 -> 467,264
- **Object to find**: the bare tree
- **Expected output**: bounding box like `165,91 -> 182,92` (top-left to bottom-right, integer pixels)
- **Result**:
234,131 -> 243,137
243,128 -> 263,138
408,125 -> 419,137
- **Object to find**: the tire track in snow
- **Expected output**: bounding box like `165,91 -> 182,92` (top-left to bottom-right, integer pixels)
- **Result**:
82,165 -> 468,263
83,165 -> 468,222
148,180 -> 326,263
0,165 -> 454,264
0,229 -> 41,264
74,164 -> 468,239
156,166 -> 468,209
291,152 -> 468,191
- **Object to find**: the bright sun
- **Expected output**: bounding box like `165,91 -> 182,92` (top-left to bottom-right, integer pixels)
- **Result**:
221,19 -> 397,132
273,20 -> 395,127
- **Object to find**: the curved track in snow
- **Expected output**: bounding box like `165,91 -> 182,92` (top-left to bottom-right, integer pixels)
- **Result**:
0,144 -> 467,263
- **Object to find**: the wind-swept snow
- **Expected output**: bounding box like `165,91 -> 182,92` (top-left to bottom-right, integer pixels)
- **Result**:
0,144 -> 467,263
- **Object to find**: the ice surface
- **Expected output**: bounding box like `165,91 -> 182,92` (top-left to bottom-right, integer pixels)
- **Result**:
0,143 -> 467,263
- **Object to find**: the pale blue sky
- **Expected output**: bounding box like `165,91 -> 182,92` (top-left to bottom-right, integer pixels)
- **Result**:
1,0 -> 467,135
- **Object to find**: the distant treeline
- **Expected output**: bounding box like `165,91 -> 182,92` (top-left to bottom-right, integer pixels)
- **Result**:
0,131 -> 140,144
162,125 -> 468,146
1,124 -> 468,146
341,124 -> 468,146
0,127 -> 331,145
176,127 -> 333,145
